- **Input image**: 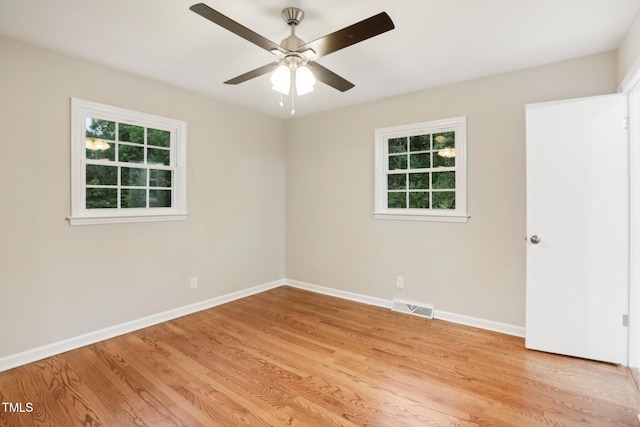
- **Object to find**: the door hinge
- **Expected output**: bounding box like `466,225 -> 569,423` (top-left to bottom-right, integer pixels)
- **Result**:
623,117 -> 629,129
623,314 -> 629,327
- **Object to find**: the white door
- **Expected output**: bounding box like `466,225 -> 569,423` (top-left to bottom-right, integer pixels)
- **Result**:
525,94 -> 629,365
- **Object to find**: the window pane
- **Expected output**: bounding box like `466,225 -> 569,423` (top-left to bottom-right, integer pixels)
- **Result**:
388,137 -> 407,154
149,189 -> 172,207
148,128 -> 170,148
388,154 -> 407,170
388,192 -> 406,208
387,174 -> 406,190
121,167 -> 147,187
433,131 -> 455,149
433,150 -> 456,168
409,172 -> 430,189
410,134 -> 430,152
409,192 -> 430,209
86,188 -> 117,209
410,153 -> 431,169
150,169 -> 172,188
86,118 -> 115,140
147,148 -> 170,166
119,144 -> 144,163
121,189 -> 146,208
432,171 -> 455,189
119,123 -> 144,144
432,191 -> 456,209
86,164 -> 117,186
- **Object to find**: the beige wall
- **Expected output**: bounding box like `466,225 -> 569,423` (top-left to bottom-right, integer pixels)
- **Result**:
0,36 -> 286,358
285,51 -> 618,327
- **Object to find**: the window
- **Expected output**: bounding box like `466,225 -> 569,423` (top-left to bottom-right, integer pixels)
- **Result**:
69,99 -> 187,225
374,117 -> 468,222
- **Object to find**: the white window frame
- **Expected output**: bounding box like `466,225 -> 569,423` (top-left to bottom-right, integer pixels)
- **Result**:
69,98 -> 188,226
374,116 -> 468,222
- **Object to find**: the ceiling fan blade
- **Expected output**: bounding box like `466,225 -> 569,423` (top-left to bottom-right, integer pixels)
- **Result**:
190,3 -> 286,54
298,12 -> 394,59
224,62 -> 279,85
310,63 -> 355,92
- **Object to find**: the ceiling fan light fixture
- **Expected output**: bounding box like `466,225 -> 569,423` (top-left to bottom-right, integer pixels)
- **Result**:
295,65 -> 316,95
438,147 -> 456,158
85,137 -> 111,151
271,64 -> 291,94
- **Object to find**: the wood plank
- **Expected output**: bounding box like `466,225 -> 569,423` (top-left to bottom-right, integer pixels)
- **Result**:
0,286 -> 638,426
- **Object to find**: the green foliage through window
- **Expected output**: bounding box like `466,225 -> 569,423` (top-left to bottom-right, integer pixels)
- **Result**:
385,131 -> 456,210
84,118 -> 173,210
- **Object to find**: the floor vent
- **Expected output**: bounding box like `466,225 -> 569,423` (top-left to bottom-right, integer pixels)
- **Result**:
392,299 -> 434,319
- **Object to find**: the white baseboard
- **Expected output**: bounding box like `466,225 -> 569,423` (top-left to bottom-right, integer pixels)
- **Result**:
1,278 -> 524,372
434,310 -> 525,337
285,279 -> 393,309
285,279 -> 525,338
0,279 -> 285,373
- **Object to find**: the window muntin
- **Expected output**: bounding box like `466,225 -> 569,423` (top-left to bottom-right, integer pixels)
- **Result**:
374,117 -> 468,222
70,99 -> 187,225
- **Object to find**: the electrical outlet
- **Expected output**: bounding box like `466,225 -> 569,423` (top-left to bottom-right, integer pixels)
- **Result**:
396,276 -> 404,289
190,277 -> 198,290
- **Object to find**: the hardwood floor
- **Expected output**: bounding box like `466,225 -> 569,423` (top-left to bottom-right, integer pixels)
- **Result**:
0,286 -> 638,426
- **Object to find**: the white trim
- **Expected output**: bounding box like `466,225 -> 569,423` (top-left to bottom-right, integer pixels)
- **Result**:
373,116 -> 468,222
69,98 -> 188,226
434,310 -> 525,337
373,212 -> 469,223
0,279 -> 285,373
68,213 -> 188,226
286,279 -> 524,337
286,279 -> 393,309
627,85 -> 640,368
621,60 -> 640,368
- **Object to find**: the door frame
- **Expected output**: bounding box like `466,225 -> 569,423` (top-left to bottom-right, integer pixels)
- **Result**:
620,65 -> 640,369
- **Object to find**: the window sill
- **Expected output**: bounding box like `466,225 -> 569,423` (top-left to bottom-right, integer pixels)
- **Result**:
373,211 -> 469,223
68,213 -> 188,226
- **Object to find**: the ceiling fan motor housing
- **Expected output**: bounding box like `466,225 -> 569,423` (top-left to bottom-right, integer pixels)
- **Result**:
280,8 -> 306,51
281,7 -> 304,26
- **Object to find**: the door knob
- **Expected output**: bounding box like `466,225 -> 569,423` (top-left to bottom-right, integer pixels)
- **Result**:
530,235 -> 541,244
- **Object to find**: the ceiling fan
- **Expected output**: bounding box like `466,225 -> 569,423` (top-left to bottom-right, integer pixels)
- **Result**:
189,3 -> 395,98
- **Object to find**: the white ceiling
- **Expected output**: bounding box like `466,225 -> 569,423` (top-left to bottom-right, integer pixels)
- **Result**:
1,0 -> 639,119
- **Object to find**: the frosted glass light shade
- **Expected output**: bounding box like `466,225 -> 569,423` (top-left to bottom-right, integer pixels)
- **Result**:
295,65 -> 316,95
271,64 -> 290,95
